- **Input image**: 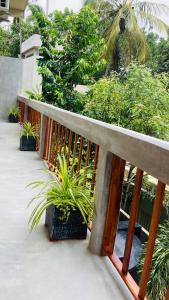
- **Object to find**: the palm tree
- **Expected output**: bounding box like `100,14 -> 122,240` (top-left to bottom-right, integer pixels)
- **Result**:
84,0 -> 169,74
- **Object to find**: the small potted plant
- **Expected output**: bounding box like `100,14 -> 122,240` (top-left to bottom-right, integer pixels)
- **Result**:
20,122 -> 38,151
27,156 -> 94,241
8,105 -> 20,123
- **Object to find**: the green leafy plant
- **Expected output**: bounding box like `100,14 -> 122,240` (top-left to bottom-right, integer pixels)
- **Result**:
30,5 -> 106,110
8,105 -> 20,117
27,155 -> 94,230
84,64 -> 169,140
20,122 -> 38,139
138,221 -> 169,300
25,86 -> 43,101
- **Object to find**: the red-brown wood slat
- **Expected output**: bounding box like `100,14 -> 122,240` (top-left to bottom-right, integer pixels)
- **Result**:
76,136 -> 84,181
122,168 -> 144,275
43,117 -> 50,160
50,121 -> 56,166
83,140 -> 91,188
102,155 -> 126,256
71,133 -> 78,177
18,101 -> 25,124
138,181 -> 166,299
59,125 -> 64,155
67,130 -> 72,167
91,144 -> 99,193
63,128 -> 68,156
109,252 -> 143,300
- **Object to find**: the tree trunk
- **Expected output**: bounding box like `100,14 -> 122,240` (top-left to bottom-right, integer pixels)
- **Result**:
105,38 -> 119,76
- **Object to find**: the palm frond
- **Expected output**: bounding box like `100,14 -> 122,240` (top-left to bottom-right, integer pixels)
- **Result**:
137,1 -> 169,16
140,11 -> 169,35
105,5 -> 125,60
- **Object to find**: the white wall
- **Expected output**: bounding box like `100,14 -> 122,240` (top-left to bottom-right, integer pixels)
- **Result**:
21,56 -> 42,96
0,56 -> 22,119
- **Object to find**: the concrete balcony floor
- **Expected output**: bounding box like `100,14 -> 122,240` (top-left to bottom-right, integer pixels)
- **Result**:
0,120 -> 134,300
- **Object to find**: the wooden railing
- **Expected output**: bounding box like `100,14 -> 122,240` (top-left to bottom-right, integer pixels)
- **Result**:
18,96 -> 169,300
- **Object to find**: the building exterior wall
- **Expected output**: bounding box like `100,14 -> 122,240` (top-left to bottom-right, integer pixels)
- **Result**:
21,55 -> 42,96
0,56 -> 22,119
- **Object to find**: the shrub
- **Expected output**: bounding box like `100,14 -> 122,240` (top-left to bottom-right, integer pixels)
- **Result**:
84,64 -> 169,140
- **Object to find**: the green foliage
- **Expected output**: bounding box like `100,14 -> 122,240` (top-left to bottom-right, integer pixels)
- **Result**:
147,32 -> 169,74
0,6 -> 40,58
8,105 -> 20,117
138,221 -> 169,300
85,0 -> 169,73
20,122 -> 38,139
25,86 -> 43,101
30,5 -> 106,110
0,27 -> 11,56
84,64 -> 169,140
27,155 -> 94,230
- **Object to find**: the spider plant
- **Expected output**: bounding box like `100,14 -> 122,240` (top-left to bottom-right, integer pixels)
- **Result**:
25,86 -> 43,102
9,105 -> 20,117
27,155 -> 94,231
20,122 -> 38,139
138,220 -> 169,300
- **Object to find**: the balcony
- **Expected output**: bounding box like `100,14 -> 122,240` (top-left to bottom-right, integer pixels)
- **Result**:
0,118 -> 134,300
1,94 -> 168,299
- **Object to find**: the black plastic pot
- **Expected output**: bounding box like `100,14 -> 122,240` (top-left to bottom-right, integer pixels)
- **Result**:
45,205 -> 87,241
8,114 -> 19,123
20,135 -> 36,151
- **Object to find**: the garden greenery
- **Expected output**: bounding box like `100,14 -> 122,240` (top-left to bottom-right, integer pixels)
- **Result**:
30,5 -> 106,111
27,155 -> 94,230
20,122 -> 38,139
84,64 -> 169,140
138,221 -> 169,300
8,105 -> 20,117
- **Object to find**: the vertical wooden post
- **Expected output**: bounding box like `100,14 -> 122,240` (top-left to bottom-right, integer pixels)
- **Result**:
24,104 -> 28,122
102,155 -> 126,256
122,168 -> 143,275
138,181 -> 166,299
39,114 -> 47,159
89,149 -> 114,255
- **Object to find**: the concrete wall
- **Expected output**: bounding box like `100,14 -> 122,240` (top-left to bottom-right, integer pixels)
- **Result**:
21,56 -> 42,96
0,56 -> 22,119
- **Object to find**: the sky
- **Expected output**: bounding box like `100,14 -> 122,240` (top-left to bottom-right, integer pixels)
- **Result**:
31,0 -> 169,13
31,0 -> 83,13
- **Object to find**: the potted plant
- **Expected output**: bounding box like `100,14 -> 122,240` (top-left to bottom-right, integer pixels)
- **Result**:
8,105 -> 20,123
27,156 -> 94,241
20,122 -> 37,151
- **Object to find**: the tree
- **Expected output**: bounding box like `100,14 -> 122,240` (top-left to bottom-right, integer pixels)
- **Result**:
84,64 -> 169,140
0,5 -> 40,58
146,32 -> 169,74
31,5 -> 106,111
84,0 -> 169,74
0,27 -> 11,56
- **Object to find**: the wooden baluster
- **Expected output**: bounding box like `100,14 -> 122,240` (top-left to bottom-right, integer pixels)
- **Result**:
59,125 -> 64,155
67,130 -> 72,167
76,136 -> 84,182
138,181 -> 166,299
102,155 -> 126,256
122,168 -> 143,275
43,117 -> 50,160
63,128 -> 68,156
91,145 -> 99,193
50,121 -> 56,166
71,134 -> 78,177
47,119 -> 53,163
83,140 -> 91,188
